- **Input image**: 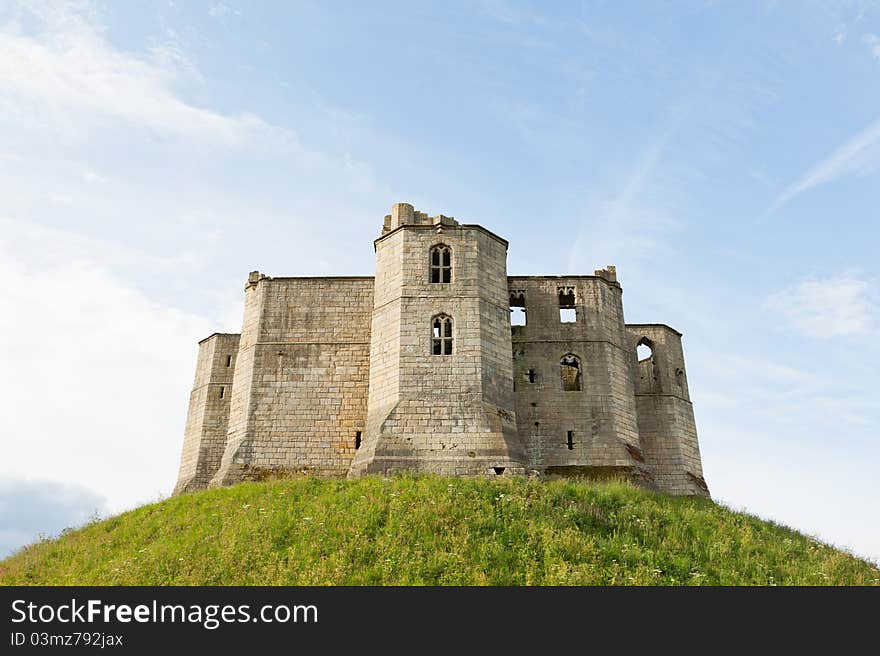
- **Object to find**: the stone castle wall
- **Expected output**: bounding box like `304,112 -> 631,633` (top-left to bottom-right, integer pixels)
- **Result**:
508,273 -> 647,482
625,324 -> 707,495
174,203 -> 708,497
210,276 -> 373,485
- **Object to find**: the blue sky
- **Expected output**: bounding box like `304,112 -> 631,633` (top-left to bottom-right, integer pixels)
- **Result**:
0,0 -> 878,565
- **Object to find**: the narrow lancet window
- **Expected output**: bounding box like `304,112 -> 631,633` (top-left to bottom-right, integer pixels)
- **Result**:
510,291 -> 526,326
432,314 -> 454,355
430,244 -> 452,283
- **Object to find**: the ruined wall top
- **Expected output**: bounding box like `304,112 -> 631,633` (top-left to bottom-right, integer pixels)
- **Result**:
382,202 -> 459,234
593,265 -> 617,283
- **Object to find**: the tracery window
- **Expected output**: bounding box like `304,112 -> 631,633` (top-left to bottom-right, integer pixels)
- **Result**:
432,314 -> 453,355
430,245 -> 452,283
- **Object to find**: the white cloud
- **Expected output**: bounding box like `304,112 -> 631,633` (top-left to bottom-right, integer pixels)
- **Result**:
0,4 -> 389,562
764,275 -> 876,338
0,1 -> 274,145
691,350 -> 874,430
0,218 -> 212,280
208,4 -> 239,19
863,32 -> 880,60
0,222 -> 216,519
766,116 -> 880,213
82,168 -> 109,184
567,114 -> 686,273
567,199 -> 681,273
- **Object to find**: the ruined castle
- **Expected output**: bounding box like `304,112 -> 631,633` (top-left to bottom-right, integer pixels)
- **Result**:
174,203 -> 709,497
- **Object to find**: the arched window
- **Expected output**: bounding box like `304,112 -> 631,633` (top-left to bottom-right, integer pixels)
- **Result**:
432,314 -> 453,355
560,354 -> 581,391
637,337 -> 654,362
430,244 -> 452,283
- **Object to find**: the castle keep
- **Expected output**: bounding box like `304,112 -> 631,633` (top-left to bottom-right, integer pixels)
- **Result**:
174,203 -> 709,496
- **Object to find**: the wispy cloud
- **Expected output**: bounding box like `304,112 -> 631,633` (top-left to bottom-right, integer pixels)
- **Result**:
0,1 -> 274,145
567,110 -> 688,273
863,32 -> 880,60
0,223 -> 218,516
766,116 -> 880,213
209,4 -> 240,19
764,275 -> 876,338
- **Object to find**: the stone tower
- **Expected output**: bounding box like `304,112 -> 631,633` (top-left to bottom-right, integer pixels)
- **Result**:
173,333 -> 239,494
349,203 -> 528,476
625,325 -> 708,495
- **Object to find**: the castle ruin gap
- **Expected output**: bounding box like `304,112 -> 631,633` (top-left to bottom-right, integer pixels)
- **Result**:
174,203 -> 709,497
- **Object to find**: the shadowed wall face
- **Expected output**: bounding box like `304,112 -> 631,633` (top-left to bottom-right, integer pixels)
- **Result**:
508,275 -> 647,482
626,324 -> 707,496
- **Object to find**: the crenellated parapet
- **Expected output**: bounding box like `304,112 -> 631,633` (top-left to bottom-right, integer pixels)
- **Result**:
381,202 -> 459,234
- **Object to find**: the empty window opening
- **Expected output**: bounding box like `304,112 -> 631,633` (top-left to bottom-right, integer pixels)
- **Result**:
567,431 -> 574,450
493,466 -> 506,475
509,291 -> 527,326
560,354 -> 582,391
432,314 -> 454,355
527,368 -> 536,384
430,244 -> 452,283
637,338 -> 654,362
559,308 -> 576,323
226,354 -> 232,367
219,386 -> 225,399
558,287 -> 576,323
355,431 -> 362,450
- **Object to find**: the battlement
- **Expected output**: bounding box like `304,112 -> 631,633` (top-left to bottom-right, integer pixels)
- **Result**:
382,202 -> 459,234
593,265 -> 617,283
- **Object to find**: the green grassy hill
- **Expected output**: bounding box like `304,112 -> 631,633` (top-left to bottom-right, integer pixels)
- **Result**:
2,476 -> 877,585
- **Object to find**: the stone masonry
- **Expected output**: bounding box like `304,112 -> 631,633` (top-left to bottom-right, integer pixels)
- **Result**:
174,203 -> 709,497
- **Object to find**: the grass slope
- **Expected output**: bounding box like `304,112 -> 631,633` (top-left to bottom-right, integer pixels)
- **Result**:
2,476 -> 877,585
